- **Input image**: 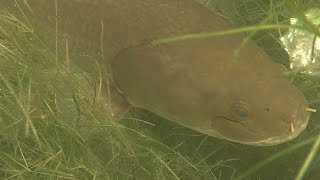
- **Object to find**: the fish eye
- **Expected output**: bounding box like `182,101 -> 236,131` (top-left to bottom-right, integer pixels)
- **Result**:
230,103 -> 250,120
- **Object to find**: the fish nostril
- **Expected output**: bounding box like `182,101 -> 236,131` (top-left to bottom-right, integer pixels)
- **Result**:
289,123 -> 295,133
280,118 -> 296,133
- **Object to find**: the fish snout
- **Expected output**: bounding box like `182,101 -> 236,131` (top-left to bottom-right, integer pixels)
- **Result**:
284,106 -> 313,135
262,105 -> 313,146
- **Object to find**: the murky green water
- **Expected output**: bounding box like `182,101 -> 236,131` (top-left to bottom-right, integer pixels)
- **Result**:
0,0 -> 319,179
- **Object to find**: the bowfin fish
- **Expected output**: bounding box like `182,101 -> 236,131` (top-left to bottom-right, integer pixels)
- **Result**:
3,0 -> 312,145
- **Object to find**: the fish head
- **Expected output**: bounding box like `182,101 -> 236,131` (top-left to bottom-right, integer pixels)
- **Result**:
208,63 -> 311,146
112,38 -> 312,146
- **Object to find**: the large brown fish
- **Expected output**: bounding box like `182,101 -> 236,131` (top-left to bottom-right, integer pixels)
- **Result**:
3,0 -> 312,145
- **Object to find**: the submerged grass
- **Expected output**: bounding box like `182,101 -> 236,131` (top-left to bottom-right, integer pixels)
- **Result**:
0,0 -> 320,179
0,4 -> 232,180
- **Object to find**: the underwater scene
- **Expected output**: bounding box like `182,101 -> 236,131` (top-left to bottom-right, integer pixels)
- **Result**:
0,0 -> 320,179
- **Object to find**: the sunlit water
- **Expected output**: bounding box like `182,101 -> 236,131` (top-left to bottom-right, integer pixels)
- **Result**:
281,8 -> 320,74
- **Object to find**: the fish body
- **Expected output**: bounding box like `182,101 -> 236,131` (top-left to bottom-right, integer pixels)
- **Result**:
4,0 -> 311,145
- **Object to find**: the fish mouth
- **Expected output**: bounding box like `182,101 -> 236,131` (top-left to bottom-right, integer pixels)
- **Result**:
211,116 -> 266,145
211,114 -> 310,146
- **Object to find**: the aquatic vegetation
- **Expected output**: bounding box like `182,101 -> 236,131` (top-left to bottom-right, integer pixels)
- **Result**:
0,0 -> 319,179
